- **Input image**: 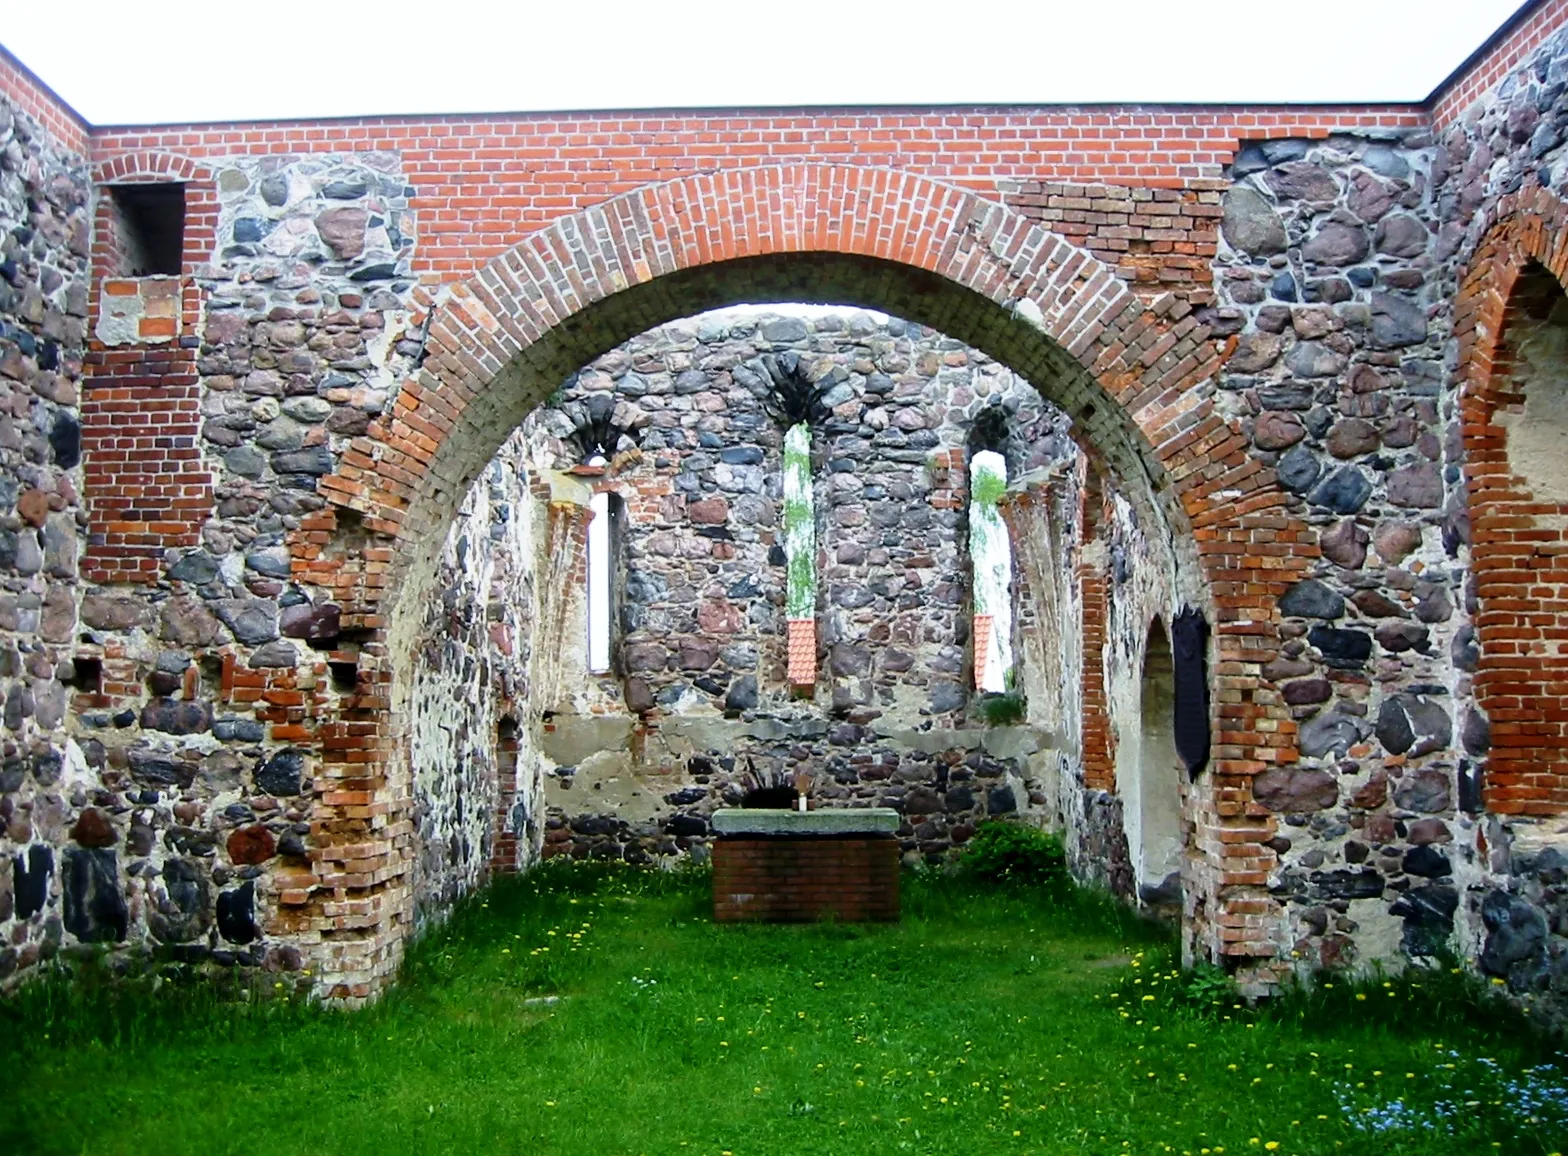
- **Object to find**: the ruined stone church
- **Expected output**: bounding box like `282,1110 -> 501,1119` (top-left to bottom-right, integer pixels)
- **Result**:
4,1 -> 1568,1016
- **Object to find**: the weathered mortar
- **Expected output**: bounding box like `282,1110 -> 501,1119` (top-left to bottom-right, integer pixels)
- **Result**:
1433,19 -> 1568,1026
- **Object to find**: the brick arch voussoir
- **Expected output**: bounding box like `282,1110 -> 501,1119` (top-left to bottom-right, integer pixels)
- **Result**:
1457,188 -> 1568,423
299,167 -> 1288,679
91,150 -> 215,186
287,166 -> 1299,995
361,166 -> 1226,544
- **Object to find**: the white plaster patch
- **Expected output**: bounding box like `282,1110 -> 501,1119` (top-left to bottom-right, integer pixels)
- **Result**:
1501,304 -> 1568,505
1010,296 -> 1046,330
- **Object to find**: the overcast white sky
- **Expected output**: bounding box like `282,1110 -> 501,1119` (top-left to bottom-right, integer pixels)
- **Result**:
5,0 -> 1532,125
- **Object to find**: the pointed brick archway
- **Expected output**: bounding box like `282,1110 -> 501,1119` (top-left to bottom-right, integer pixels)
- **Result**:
1455,185 -> 1568,816
287,164 -> 1308,1000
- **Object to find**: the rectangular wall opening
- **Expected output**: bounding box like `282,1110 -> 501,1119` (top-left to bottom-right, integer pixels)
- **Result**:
104,183 -> 187,276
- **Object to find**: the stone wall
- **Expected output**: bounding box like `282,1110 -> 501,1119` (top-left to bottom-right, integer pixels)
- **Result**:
8,6 -> 1568,1006
1207,121 -> 1470,975
1191,16 -> 1568,1013
0,93 -> 92,980
1104,488 -> 1185,907
0,138 -> 431,987
1435,19 -> 1568,1025
439,309 -> 1085,867
407,437 -> 539,928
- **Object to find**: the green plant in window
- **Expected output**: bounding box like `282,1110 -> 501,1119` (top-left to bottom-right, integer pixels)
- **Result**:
783,423 -> 816,619
976,691 -> 1026,727
969,452 -> 1009,622
971,465 -> 1007,507
786,551 -> 815,614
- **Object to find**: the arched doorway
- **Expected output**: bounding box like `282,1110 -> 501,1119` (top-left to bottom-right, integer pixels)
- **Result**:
1456,193 -> 1568,818
287,166 -> 1287,1000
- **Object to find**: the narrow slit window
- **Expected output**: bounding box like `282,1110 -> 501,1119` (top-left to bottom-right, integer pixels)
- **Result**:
587,490 -> 614,674
970,449 -> 1014,693
783,421 -> 817,688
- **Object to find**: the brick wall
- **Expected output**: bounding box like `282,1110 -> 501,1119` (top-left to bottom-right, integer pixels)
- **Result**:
999,181 -> 1223,301
1431,0 -> 1568,127
0,43 -> 88,155
1078,469 -> 1116,794
712,836 -> 900,922
74,106 -> 1427,288
79,152 -> 218,583
78,347 -> 209,582
1456,187 -> 1568,816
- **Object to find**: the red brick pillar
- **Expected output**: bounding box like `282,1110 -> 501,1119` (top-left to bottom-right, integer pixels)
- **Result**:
1079,470 -> 1115,792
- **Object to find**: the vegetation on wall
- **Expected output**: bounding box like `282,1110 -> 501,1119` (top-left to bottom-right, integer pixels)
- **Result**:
959,821 -> 1067,883
975,690 -> 1027,727
784,421 -> 816,620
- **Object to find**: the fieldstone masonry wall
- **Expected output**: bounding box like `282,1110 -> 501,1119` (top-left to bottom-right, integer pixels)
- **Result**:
7,2 -> 1568,1013
1208,127 -> 1469,976
408,438 -> 540,928
432,310 -> 1084,867
0,95 -> 92,978
1441,22 -> 1568,1024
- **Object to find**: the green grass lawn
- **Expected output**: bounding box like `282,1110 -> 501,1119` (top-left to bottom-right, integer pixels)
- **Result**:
4,863 -> 1567,1155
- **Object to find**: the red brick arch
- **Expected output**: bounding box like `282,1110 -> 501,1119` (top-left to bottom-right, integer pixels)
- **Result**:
92,149 -> 212,185
1456,185 -> 1568,815
290,164 -> 1308,999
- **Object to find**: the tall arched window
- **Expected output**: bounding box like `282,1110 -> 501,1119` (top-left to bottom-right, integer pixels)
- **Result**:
586,489 -> 624,674
1121,619 -> 1183,907
784,421 -> 817,688
1468,259 -> 1568,811
970,449 -> 1014,693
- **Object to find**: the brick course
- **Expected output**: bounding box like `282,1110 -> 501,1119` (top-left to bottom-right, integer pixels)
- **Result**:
713,836 -> 900,923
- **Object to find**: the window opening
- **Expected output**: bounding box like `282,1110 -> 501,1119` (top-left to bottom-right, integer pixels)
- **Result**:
970,449 -> 1014,693
105,183 -> 186,276
586,485 -> 621,675
783,421 -> 817,688
1496,261 -> 1568,505
1127,620 -> 1183,905
587,491 -> 610,673
64,656 -> 103,696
